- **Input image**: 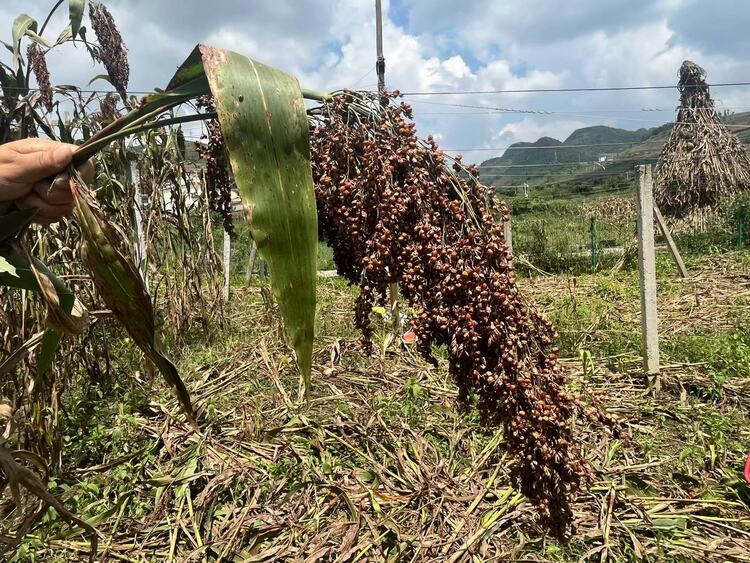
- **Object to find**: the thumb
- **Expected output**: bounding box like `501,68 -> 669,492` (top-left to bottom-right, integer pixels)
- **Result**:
10,144 -> 74,183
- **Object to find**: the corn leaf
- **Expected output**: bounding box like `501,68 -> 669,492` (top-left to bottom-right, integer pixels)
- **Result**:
0,208 -> 36,242
171,45 -> 317,393
71,176 -> 194,420
0,256 -> 17,277
0,242 -> 84,376
11,14 -> 37,73
24,250 -> 89,377
69,0 -> 86,39
72,73 -> 210,165
87,73 -> 114,87
0,446 -> 98,555
0,242 -> 74,299
56,24 -> 72,44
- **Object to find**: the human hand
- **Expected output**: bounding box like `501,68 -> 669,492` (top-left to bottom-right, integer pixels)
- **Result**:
0,139 -> 95,226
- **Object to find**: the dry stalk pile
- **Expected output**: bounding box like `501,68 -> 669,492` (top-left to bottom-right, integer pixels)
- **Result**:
655,60 -> 750,223
310,91 -> 617,532
581,196 -> 635,224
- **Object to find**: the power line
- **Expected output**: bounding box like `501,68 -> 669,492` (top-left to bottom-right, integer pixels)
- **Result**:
478,161 -> 620,169
443,121 -> 750,144
1,85 -> 160,95
351,64 -> 377,89
408,99 -> 637,113
406,101 -> 750,130
401,81 -> 750,96
413,107 -> 750,116
406,98 -> 750,113
444,140 -> 667,152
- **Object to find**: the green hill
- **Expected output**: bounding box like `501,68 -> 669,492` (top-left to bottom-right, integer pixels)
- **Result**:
478,113 -> 750,190
478,125 -> 661,187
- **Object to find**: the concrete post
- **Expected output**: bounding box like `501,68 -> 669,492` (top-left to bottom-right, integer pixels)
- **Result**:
636,165 -> 660,383
245,240 -> 258,285
223,229 -> 231,301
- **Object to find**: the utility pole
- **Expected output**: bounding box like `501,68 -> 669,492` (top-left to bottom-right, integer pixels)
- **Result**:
375,0 -> 401,340
375,0 -> 386,97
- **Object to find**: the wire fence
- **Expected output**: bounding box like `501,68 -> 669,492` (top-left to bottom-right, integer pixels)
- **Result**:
502,178 -> 750,276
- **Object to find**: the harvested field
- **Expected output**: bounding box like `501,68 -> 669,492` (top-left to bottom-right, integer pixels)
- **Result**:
14,253 -> 750,562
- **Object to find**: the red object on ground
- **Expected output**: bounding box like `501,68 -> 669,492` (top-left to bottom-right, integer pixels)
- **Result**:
402,329 -> 416,344
744,453 -> 750,484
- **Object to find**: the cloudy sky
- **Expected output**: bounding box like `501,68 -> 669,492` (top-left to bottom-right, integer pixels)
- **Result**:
3,0 -> 750,164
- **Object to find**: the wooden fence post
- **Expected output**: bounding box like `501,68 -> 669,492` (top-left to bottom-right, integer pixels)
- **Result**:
653,205 -> 688,279
636,165 -> 660,387
245,241 -> 258,285
223,229 -> 231,301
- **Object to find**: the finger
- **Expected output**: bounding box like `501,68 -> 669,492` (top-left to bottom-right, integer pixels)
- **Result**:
77,158 -> 95,185
16,191 -> 74,219
0,141 -> 74,184
0,177 -> 34,202
0,139 -> 63,161
33,175 -> 73,206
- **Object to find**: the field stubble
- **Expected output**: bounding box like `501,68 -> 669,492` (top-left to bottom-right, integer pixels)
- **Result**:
10,254 -> 750,562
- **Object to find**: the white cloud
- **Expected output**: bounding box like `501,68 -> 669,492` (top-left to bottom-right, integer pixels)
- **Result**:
4,0 -> 750,167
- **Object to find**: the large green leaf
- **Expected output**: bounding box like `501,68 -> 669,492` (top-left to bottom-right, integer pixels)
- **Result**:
172,45 -> 318,393
71,176 -> 194,420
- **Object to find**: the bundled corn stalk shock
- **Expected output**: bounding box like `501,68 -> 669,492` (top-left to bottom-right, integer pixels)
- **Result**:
655,60 -> 750,228
310,91 -> 619,533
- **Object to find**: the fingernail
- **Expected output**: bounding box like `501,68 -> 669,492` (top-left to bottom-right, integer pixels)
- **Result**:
51,173 -> 70,190
52,145 -> 73,167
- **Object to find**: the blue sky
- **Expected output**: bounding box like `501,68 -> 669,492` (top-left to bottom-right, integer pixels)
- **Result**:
3,0 -> 750,165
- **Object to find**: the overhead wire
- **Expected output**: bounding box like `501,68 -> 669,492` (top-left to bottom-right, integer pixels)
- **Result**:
444,140 -> 668,152
401,81 -> 750,96
23,81 -> 747,183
